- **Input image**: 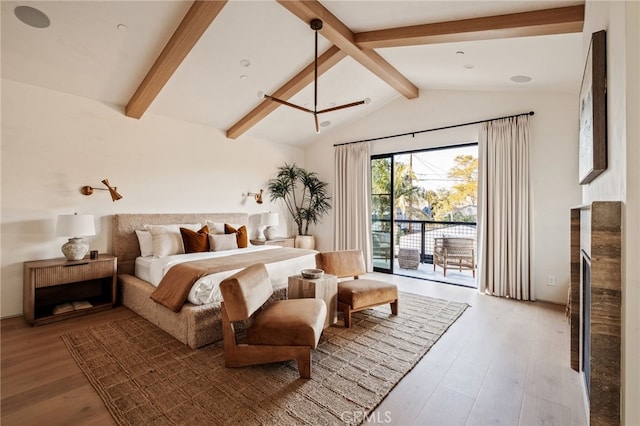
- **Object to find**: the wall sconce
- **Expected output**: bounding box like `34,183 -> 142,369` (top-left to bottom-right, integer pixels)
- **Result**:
81,179 -> 123,201
247,189 -> 264,204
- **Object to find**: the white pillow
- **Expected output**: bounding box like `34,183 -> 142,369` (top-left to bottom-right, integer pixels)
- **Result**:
206,221 -> 244,235
144,223 -> 201,257
135,230 -> 154,257
209,233 -> 238,252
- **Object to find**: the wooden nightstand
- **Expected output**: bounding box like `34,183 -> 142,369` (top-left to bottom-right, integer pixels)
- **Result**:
23,254 -> 117,325
250,237 -> 295,248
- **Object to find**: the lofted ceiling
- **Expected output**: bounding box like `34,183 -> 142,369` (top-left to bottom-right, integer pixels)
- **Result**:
1,0 -> 585,146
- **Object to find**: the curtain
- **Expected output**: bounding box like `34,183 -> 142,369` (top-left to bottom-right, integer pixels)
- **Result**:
477,115 -> 533,300
334,142 -> 373,271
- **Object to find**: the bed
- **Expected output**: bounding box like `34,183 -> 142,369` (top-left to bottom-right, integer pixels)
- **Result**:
113,213 -> 317,348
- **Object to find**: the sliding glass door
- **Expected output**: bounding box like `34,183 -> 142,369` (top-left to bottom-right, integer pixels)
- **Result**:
370,144 -> 478,286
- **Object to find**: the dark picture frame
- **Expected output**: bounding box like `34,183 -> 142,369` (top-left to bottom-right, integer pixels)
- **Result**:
578,30 -> 607,185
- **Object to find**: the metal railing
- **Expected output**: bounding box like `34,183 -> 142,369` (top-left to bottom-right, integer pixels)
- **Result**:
372,219 -> 477,264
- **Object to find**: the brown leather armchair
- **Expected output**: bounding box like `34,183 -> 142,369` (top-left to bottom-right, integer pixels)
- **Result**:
316,250 -> 398,328
219,263 -> 326,379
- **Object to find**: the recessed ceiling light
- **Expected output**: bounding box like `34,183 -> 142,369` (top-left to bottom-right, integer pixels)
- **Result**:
117,24 -> 129,32
240,75 -> 247,80
464,64 -> 474,69
456,51 -> 465,55
364,97 -> 371,104
320,121 -> 331,128
511,75 -> 532,83
240,59 -> 250,67
14,5 -> 50,28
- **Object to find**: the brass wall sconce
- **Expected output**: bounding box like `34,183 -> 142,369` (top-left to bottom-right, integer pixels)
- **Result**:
247,189 -> 264,204
81,179 -> 123,201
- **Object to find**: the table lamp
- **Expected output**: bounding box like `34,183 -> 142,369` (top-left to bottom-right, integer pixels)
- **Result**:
261,212 -> 279,240
56,213 -> 96,260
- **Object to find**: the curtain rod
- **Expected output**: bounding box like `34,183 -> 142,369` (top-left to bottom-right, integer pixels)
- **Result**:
333,111 -> 534,147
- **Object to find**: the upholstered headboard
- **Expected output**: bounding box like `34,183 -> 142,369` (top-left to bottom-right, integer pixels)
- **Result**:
113,213 -> 248,275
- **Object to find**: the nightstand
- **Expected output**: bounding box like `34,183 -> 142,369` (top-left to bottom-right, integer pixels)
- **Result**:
23,254 -> 117,325
250,237 -> 295,248
288,274 -> 338,328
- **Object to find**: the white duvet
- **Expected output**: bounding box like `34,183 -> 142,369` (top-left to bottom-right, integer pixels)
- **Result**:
135,245 -> 317,305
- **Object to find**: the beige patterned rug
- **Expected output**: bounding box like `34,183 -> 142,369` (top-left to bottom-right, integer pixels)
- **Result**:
62,292 -> 468,425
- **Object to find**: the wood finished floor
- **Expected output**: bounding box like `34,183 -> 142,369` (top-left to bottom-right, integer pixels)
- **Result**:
1,273 -> 588,426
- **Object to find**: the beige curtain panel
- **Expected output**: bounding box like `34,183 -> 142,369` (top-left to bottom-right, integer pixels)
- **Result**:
334,142 -> 373,271
477,115 -> 534,300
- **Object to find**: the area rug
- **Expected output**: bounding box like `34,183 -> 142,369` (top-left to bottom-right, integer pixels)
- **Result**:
62,292 -> 468,425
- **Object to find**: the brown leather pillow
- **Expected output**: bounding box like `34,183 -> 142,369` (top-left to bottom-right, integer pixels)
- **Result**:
225,224 -> 248,248
180,225 -> 210,253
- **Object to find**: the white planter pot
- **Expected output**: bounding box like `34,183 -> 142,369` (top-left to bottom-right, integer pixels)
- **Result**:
295,235 -> 315,250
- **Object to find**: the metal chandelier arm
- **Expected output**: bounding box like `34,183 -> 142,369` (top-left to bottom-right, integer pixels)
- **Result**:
263,18 -> 366,133
316,100 -> 366,114
263,95 -> 315,114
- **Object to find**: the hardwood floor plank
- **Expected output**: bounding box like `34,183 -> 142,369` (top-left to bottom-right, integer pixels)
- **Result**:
465,374 -> 525,425
414,386 -> 475,426
520,392 -> 572,426
2,383 -> 115,426
2,372 -> 88,413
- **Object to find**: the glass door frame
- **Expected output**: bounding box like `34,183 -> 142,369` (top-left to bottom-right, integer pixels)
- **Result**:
371,154 -> 394,274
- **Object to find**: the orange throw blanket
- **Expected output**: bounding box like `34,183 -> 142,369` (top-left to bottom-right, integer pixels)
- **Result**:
150,248 -> 316,312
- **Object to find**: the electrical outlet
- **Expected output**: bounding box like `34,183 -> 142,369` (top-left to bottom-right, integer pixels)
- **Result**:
547,275 -> 556,286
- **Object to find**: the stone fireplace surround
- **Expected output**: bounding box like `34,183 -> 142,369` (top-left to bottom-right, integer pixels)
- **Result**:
570,201 -> 621,425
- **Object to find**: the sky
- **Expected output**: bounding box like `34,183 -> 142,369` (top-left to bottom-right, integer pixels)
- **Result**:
395,144 -> 478,192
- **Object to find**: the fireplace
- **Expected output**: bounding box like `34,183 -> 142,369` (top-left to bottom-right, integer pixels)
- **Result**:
570,202 -> 621,425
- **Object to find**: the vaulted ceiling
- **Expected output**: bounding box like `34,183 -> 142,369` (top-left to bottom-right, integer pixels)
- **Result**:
1,1 -> 585,146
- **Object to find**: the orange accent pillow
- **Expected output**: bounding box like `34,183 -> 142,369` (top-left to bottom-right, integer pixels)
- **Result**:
224,224 -> 248,248
180,225 -> 210,253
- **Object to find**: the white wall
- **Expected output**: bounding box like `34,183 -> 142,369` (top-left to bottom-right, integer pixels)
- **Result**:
582,1 -> 640,424
306,89 -> 581,305
1,79 -> 304,318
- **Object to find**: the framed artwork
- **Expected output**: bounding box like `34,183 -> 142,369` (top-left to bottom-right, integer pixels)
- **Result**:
578,30 -> 607,185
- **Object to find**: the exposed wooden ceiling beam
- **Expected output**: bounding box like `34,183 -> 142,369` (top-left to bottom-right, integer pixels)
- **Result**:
125,1 -> 227,119
355,5 -> 585,49
226,46 -> 346,140
276,0 -> 419,100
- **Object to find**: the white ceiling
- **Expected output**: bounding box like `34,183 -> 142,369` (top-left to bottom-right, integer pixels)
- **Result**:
1,0 -> 584,146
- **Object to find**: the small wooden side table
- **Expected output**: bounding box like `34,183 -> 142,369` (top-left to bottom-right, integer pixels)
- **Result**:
288,274 -> 338,329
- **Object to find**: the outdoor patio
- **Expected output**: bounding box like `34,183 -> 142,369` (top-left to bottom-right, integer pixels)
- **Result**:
373,258 -> 477,288
372,219 -> 478,288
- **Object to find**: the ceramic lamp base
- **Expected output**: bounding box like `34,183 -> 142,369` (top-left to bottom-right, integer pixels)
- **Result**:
264,226 -> 277,240
61,237 -> 89,261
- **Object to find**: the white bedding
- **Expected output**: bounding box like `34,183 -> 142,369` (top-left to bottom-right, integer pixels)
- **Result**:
134,245 -> 316,305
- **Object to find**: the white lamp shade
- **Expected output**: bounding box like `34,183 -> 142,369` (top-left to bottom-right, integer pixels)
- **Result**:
260,212 -> 279,227
56,214 -> 96,238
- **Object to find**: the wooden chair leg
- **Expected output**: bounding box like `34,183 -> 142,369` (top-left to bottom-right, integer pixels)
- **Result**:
297,349 -> 312,379
343,306 -> 352,328
390,300 -> 398,315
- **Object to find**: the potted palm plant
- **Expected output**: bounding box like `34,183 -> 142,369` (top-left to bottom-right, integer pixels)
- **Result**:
267,163 -> 331,249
